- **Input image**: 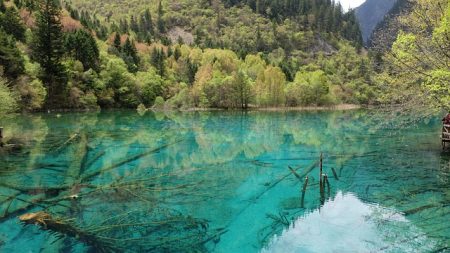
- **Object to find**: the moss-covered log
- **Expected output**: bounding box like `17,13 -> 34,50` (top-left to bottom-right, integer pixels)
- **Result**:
19,212 -> 118,252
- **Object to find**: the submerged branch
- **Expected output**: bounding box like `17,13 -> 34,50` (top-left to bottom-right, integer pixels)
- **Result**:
81,139 -> 184,182
53,133 -> 80,153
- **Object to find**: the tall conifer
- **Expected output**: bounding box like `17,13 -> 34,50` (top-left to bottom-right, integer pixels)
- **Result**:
32,0 -> 66,107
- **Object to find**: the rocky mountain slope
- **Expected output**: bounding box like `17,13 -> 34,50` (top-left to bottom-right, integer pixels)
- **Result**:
355,0 -> 397,44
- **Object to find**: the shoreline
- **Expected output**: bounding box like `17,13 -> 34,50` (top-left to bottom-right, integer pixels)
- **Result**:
177,104 -> 363,112
249,104 -> 362,111
3,104 -> 364,115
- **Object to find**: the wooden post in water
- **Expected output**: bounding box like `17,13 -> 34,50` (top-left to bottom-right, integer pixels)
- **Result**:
324,174 -> 330,196
301,176 -> 309,208
0,127 -> 3,147
319,152 -> 323,192
319,153 -> 323,178
319,153 -> 324,205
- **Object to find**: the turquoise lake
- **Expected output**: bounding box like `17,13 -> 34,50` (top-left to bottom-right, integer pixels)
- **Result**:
0,110 -> 449,252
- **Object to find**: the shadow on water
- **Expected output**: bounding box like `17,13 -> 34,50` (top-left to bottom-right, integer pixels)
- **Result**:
0,109 -> 449,252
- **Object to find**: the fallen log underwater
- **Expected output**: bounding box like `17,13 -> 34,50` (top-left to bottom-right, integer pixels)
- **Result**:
19,212 -> 117,253
0,132 -> 239,252
403,204 -> 441,216
53,133 -> 80,153
0,194 -> 48,223
18,208 -> 226,253
288,166 -> 302,181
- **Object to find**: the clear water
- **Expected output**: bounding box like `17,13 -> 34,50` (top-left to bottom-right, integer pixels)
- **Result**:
0,110 -> 449,253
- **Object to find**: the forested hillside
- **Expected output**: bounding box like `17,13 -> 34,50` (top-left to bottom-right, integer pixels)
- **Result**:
374,0 -> 450,112
0,0 -> 375,112
0,0 -> 448,114
368,0 -> 411,50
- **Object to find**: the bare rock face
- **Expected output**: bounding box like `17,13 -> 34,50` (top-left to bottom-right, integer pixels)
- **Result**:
312,35 -> 336,55
167,27 -> 194,45
355,0 -> 397,44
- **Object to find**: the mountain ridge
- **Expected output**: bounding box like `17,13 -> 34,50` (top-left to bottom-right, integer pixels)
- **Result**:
355,0 -> 397,44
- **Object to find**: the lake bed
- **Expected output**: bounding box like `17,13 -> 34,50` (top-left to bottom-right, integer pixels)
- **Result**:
0,110 -> 449,252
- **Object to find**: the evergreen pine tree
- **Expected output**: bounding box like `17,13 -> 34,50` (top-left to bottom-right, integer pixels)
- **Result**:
0,7 -> 26,41
157,1 -> 165,34
65,29 -> 100,71
186,58 -> 197,85
25,0 -> 37,13
122,38 -> 139,72
150,47 -> 158,66
150,47 -> 165,76
113,32 -> 121,50
13,0 -> 22,9
177,36 -> 184,45
130,15 -> 139,32
0,29 -> 24,78
144,9 -> 154,35
0,0 -> 6,13
256,25 -> 264,52
174,46 -> 181,61
139,9 -> 154,42
32,0 -> 67,107
119,18 -> 129,33
138,14 -> 146,41
69,9 -> 79,20
157,49 -> 164,75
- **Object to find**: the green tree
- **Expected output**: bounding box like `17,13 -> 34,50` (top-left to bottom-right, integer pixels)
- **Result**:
0,7 -> 26,41
130,15 -> 139,32
64,29 -> 100,71
255,66 -> 286,107
144,9 -> 154,35
119,19 -> 128,33
150,47 -> 166,76
231,70 -> 251,109
255,25 -> 265,52
286,70 -> 331,106
0,0 -> 6,13
0,29 -> 24,78
0,77 -> 17,113
113,32 -> 121,50
139,9 -> 154,42
31,0 -> 67,107
122,38 -> 140,73
157,1 -> 165,34
174,46 -> 181,61
99,57 -> 139,108
186,58 -> 198,85
153,96 -> 165,109
382,0 -> 450,111
15,76 -> 47,111
13,0 -> 22,8
136,70 -> 164,106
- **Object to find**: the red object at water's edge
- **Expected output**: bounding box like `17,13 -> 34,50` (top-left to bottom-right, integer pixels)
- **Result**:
442,114 -> 450,124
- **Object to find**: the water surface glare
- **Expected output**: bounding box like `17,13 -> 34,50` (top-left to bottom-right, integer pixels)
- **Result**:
0,110 -> 449,252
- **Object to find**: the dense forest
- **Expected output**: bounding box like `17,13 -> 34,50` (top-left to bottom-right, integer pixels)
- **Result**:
0,0 -> 448,113
371,0 -> 449,113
